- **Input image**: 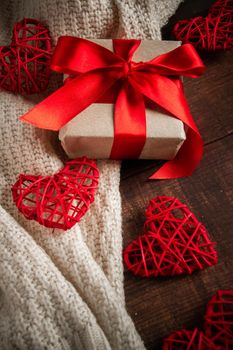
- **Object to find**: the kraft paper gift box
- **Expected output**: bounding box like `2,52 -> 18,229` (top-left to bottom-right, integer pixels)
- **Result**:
59,39 -> 186,160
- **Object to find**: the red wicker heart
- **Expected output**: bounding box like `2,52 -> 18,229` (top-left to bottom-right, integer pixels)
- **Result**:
163,328 -> 218,350
11,157 -> 99,230
204,290 -> 233,349
0,18 -> 52,94
173,0 -> 233,51
123,196 -> 218,278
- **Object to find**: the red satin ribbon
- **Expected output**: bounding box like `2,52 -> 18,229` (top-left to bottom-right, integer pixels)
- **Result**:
21,37 -> 205,179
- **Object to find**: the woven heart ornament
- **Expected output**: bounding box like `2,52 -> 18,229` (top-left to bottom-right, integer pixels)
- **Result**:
0,18 -> 52,94
163,328 -> 218,350
123,196 -> 218,278
173,0 -> 233,51
204,290 -> 233,349
12,157 -> 99,230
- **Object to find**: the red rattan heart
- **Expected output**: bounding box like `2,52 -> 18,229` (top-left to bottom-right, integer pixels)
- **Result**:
12,157 -> 99,230
0,18 -> 52,94
204,290 -> 233,349
123,196 -> 218,278
163,328 -> 218,350
173,0 -> 233,51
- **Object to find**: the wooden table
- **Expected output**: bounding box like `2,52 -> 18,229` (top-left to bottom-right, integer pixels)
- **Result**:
121,1 -> 233,348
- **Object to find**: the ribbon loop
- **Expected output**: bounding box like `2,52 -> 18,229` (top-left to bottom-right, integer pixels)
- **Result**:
20,37 -> 205,179
51,36 -> 123,74
113,39 -> 141,61
147,44 -> 205,77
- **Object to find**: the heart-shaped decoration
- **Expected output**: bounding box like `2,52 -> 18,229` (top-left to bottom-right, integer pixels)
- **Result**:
123,196 -> 218,278
0,18 -> 52,94
204,290 -> 233,349
12,157 -> 99,230
163,328 -> 218,350
173,0 -> 233,51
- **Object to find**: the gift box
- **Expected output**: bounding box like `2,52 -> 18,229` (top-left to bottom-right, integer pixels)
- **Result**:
21,37 -> 205,179
58,39 -> 186,160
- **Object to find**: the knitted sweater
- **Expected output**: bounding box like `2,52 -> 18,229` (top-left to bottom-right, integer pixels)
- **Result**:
0,0 -> 182,349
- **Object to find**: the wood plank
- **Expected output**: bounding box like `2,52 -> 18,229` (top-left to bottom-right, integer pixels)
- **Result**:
121,50 -> 233,179
184,52 -> 233,143
122,0 -> 233,180
122,135 -> 233,349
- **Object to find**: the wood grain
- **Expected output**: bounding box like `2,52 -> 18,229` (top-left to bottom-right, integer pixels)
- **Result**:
121,51 -> 233,180
122,137 -> 233,349
121,1 -> 233,348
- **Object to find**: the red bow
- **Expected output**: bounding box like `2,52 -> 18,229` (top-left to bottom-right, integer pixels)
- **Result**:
21,37 -> 205,179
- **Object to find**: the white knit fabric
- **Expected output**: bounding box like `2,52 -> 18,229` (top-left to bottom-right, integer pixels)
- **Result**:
0,0 -> 182,349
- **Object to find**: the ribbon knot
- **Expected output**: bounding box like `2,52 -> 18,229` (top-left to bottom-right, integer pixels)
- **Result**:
122,61 -> 132,77
21,37 -> 205,180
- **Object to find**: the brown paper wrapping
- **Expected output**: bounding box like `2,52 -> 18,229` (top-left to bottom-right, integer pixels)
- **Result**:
59,39 -> 186,160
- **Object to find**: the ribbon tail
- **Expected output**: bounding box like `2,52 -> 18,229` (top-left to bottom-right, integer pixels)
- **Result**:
129,73 -> 203,180
20,69 -> 121,130
149,128 -> 203,179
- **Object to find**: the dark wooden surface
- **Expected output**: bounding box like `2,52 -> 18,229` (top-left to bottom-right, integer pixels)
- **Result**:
121,1 -> 233,349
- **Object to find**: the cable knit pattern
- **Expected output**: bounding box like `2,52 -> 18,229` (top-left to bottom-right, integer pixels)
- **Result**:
0,207 -> 111,350
0,0 -> 182,349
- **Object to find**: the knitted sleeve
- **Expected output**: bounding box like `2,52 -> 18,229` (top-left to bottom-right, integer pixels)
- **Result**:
0,0 -> 182,349
0,205 -> 111,350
